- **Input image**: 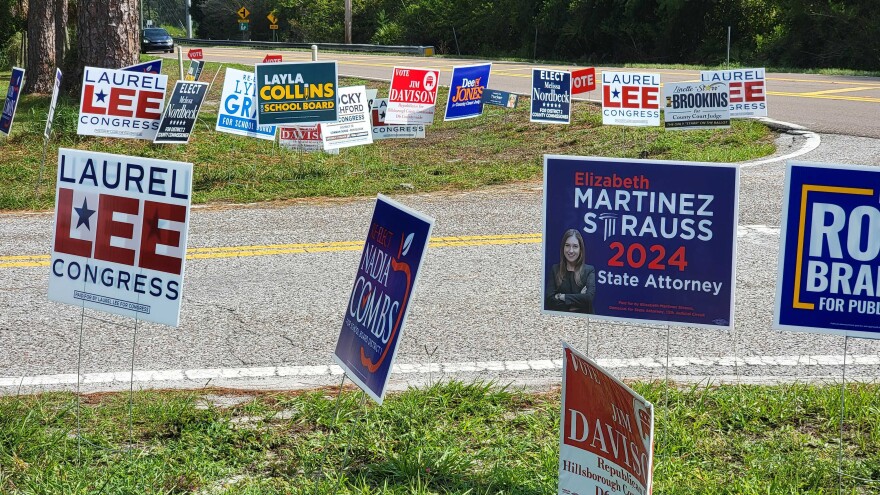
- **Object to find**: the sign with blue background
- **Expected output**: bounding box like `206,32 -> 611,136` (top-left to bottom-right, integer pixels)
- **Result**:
444,63 -> 491,121
530,69 -> 571,124
256,61 -> 338,126
775,162 -> 880,339
482,89 -> 518,108
216,68 -> 276,140
334,195 -> 435,404
1,67 -> 25,136
543,155 -> 739,329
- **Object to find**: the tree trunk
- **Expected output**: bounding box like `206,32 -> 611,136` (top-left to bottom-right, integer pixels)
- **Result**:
23,0 -> 55,94
55,0 -> 68,67
75,0 -> 139,80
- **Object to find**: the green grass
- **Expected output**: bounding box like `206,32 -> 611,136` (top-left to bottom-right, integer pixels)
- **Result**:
0,62 -> 774,211
1,382 -> 878,494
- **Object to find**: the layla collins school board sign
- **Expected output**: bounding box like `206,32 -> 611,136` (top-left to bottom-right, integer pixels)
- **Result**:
542,155 -> 739,329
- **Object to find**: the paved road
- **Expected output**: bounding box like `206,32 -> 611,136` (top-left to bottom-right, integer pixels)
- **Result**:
2,50 -> 880,394
160,47 -> 880,138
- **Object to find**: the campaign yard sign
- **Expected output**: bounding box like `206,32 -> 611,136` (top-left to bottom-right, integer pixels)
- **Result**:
187,48 -> 203,60
543,155 -> 739,329
385,67 -> 440,125
154,81 -> 209,144
700,68 -> 767,118
0,67 -> 24,136
78,66 -> 168,140
49,149 -> 193,327
601,72 -> 660,127
44,69 -> 63,139
774,161 -> 880,339
531,69 -> 571,124
444,63 -> 491,121
483,89 -> 518,109
571,67 -> 597,95
184,60 -> 204,81
279,125 -> 336,153
663,81 -> 730,130
123,60 -> 162,74
255,61 -> 338,126
262,54 -> 283,63
559,342 -> 654,495
334,195 -> 434,405
321,85 -> 372,150
216,68 -> 276,141
370,98 -> 425,139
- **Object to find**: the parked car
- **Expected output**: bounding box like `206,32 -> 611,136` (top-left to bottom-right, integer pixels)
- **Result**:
141,28 -> 175,53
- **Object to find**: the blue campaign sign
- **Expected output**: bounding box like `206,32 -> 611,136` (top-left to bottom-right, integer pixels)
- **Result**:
530,69 -> 571,124
1,67 -> 25,136
334,195 -> 435,404
543,155 -> 739,329
444,63 -> 491,121
482,89 -> 518,109
215,68 -> 276,140
123,60 -> 163,74
775,162 -> 880,339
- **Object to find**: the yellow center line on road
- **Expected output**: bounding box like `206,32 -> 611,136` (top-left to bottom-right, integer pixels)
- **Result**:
0,233 -> 543,269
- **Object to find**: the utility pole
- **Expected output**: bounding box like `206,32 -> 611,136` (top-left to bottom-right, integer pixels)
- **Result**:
344,0 -> 351,44
186,0 -> 192,38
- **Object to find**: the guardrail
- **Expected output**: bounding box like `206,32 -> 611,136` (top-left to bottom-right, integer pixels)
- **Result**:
174,38 -> 435,57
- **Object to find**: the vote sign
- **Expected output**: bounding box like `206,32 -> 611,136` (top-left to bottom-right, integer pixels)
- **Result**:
0,67 -> 24,136
601,71 -> 660,126
49,149 -> 193,327
333,195 -> 434,405
774,162 -> 880,339
384,67 -> 440,125
571,67 -> 597,95
188,48 -> 203,60
700,68 -> 767,118
78,66 -> 168,140
215,68 -> 277,140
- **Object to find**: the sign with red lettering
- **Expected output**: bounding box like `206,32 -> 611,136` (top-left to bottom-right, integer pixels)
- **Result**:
385,67 -> 440,125
700,68 -> 767,118
278,124 -> 337,154
559,342 -> 654,495
77,66 -> 168,140
571,67 -> 597,95
49,148 -> 193,327
262,54 -> 283,63
601,71 -> 660,127
187,48 -> 203,60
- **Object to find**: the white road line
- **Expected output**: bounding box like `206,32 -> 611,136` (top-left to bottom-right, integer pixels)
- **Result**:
2,355 -> 878,389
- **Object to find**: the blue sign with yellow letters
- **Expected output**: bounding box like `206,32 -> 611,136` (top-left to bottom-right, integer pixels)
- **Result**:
444,63 -> 491,121
775,161 -> 880,339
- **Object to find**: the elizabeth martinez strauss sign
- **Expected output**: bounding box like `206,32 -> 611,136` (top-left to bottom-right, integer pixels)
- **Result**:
774,161 -> 880,339
333,195 -> 434,404
48,149 -> 192,327
542,155 -> 739,329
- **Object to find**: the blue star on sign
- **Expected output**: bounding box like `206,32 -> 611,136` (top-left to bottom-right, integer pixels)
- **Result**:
74,198 -> 96,230
95,90 -> 107,103
611,88 -> 620,99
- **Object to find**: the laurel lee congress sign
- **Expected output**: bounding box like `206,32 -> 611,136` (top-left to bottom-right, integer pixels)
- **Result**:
49,149 -> 193,327
333,195 -> 434,405
559,342 -> 654,495
774,161 -> 880,339
78,66 -> 168,140
543,155 -> 739,329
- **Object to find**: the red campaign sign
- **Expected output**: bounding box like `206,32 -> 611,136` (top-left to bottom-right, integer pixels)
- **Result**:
571,67 -> 597,94
559,343 -> 653,495
262,54 -> 283,63
187,48 -> 203,60
385,67 -> 440,125
280,125 -> 320,141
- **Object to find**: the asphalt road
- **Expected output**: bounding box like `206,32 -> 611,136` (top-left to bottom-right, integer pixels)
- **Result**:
2,49 -> 880,394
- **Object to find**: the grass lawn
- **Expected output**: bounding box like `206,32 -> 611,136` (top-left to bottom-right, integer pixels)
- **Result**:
0,61 -> 774,212
1,382 -> 878,494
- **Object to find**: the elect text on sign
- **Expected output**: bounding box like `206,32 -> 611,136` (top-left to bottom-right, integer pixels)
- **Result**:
531,69 -> 571,124
78,67 -> 167,140
543,155 -> 739,329
49,149 -> 192,327
154,81 -> 209,144
774,162 -> 880,339
333,195 -> 434,404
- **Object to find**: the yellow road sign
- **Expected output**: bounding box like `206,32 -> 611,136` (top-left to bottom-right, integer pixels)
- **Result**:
269,24 -> 279,30
237,6 -> 250,19
267,12 -> 278,24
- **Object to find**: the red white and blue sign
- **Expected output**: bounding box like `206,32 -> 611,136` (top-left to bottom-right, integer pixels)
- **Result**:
700,68 -> 767,118
602,71 -> 660,126
542,155 -> 739,329
531,69 -> 571,124
77,66 -> 168,140
123,60 -> 163,74
774,162 -> 880,339
444,63 -> 491,121
49,149 -> 193,327
0,67 -> 25,136
334,195 -> 435,404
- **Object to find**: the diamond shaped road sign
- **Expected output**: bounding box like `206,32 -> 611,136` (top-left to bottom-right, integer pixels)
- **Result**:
267,12 -> 278,24
237,6 -> 250,19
